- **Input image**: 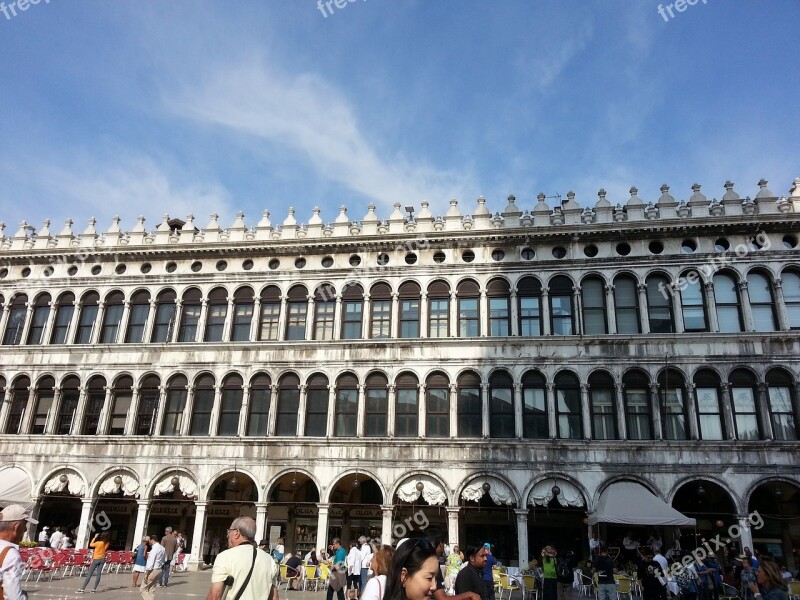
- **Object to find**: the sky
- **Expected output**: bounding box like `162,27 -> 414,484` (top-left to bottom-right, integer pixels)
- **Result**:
0,0 -> 798,235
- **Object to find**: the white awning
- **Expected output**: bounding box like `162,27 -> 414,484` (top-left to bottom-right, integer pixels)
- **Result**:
0,466 -> 34,511
588,481 -> 696,526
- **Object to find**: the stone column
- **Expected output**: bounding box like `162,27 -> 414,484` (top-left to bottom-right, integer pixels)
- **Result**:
97,386 -> 115,435
356,384 -> 366,437
250,297 -> 262,341
333,295 -> 343,341
222,297 -> 235,342
44,388 -> 62,434
390,292 -> 400,338
605,284 -> 617,334
670,285 -> 685,334
19,386 -> 37,434
132,500 -> 150,548
704,282 -> 720,332
143,299 -> 157,343
572,285 -> 583,335
510,289 -> 519,337
637,283 -> 650,334
738,282 -> 754,331
117,301 -> 132,343
208,384 -> 223,436
756,383 -> 773,439
514,383 -> 523,439
737,515 -> 753,552
41,300 -> 58,345
449,291 -> 458,337
685,383 -> 699,440
386,385 -> 396,437
0,304 -> 11,341
124,388 -> 141,435
66,300 -> 81,344
19,303 -> 34,346
479,290 -> 488,337
327,386 -> 336,437
0,387 -> 12,433
180,385 -> 196,436
580,384 -> 592,439
449,384 -> 458,438
306,295 -> 316,341
650,383 -> 663,440
316,503 -> 330,553
71,386 -> 88,435
238,386 -> 251,437
267,385 -> 279,436
381,505 -> 394,546
446,507 -> 460,548
196,299 -> 209,342
277,296 -> 288,341
76,498 -> 94,549
772,279 -> 791,331
481,383 -> 490,437
417,384 -> 426,437
188,502 -> 208,571
419,292 -> 429,338
541,289 -> 552,335
615,384 -> 627,439
546,383 -> 557,438
296,385 -> 308,436
256,502 -> 269,543
719,383 -> 735,440
170,299 -> 183,343
362,293 -> 371,339
515,509 -> 529,568
153,386 -> 168,436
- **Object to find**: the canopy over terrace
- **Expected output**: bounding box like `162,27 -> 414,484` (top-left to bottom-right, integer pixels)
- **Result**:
0,467 -> 33,510
588,481 -> 696,526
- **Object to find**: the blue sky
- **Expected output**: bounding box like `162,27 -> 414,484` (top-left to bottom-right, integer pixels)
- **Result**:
1,0 -> 797,234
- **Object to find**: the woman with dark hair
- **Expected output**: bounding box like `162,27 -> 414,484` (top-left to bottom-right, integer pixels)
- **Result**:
749,561 -> 789,600
77,531 -> 110,593
362,545 -> 395,600
384,539 -> 440,600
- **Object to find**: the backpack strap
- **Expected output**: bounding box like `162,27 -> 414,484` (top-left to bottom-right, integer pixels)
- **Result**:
0,546 -> 13,597
233,544 -> 258,600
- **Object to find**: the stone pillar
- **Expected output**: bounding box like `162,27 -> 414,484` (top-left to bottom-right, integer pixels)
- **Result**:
514,383 -> 523,439
772,279 -> 791,330
296,385 -> 308,436
0,387 -> 12,433
97,386 -> 115,435
76,498 -> 94,549
221,297 -> 234,342
572,285 -> 582,336
581,384 -> 591,439
143,299 -> 157,343
124,388 -> 141,435
615,384 -> 627,439
756,383 -> 773,439
390,293 -> 400,338
449,291 -> 458,338
238,386 -> 251,437
381,505 -> 393,546
66,300 -> 81,344
41,300 -> 58,345
738,282 -> 754,331
479,290 -> 488,337
515,509 -> 529,568
419,292 -> 429,338
306,296 -> 316,341
71,386 -> 89,435
19,386 -> 37,434
117,301 -> 132,343
541,289 -> 552,335
326,386 -> 336,437
256,502 -> 269,543
267,385 -> 279,436
546,383 -> 557,438
196,299 -> 209,342
362,293 -> 371,339
316,503 -> 330,553
446,507 -> 460,548
386,385 -> 396,437
170,299 -> 184,343
44,388 -> 61,434
719,383 -> 736,440
705,282 -> 720,332
510,289 -> 519,337
481,383 -> 490,437
19,303 -> 34,346
650,383 -> 663,440
0,304 -> 11,341
188,502 -> 208,571
637,283 -> 650,334
417,384 -> 426,437
685,383 -> 699,440
179,385 -> 196,436
737,515 -> 753,552
132,500 -> 150,547
277,296 -> 288,341
356,385 -> 366,437
153,386 -> 168,437
332,295 -> 343,341
250,297 -> 262,341
605,284 -> 617,334
449,384 -> 458,438
208,384 -> 223,436
90,301 -> 106,344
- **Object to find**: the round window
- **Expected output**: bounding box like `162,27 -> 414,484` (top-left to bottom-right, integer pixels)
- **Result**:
191,261 -> 202,272
43,266 -> 54,277
433,251 -> 446,263
405,253 -> 417,265
67,266 -> 78,276
165,262 -> 177,273
322,256 -> 334,268
681,239 -> 697,253
584,244 -> 598,258
616,242 -> 631,256
521,247 -> 535,260
140,263 -> 152,274
268,259 -> 280,270
295,257 -> 306,269
715,238 -> 730,252
216,260 -> 227,272
242,259 -> 254,271
349,255 -> 361,267
783,234 -> 798,249
377,253 -> 389,266
552,246 -> 567,259
461,250 -> 475,263
91,265 -> 102,275
491,249 -> 505,261
649,241 -> 664,255
115,264 -> 127,275
0,268 -> 7,278
21,267 -> 31,278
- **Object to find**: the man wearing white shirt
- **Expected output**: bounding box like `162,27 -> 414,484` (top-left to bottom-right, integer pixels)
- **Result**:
346,540 -> 363,597
359,537 -> 373,592
0,504 -> 39,600
141,535 -> 166,600
49,527 -> 64,549
37,527 -> 49,547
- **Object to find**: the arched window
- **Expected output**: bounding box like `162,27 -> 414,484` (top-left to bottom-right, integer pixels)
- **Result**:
522,370 -> 547,439
457,280 -> 480,337
314,284 -> 336,341
125,290 -> 151,343
247,373 -> 271,436
109,375 -> 133,435
489,371 -> 514,438
766,368 -> 797,440
305,373 -> 329,436
486,278 -> 511,336
582,276 -> 607,335
427,280 -> 450,339
218,374 -> 243,436
623,370 -> 652,440
151,289 -> 176,343
426,372 -> 449,438
5,376 -> 30,434
31,376 -> 55,434
645,274 -> 674,333
231,287 -> 255,342
518,277 -> 542,336
285,285 -> 308,341
659,368 -> 687,440
82,375 -> 106,435
693,369 -> 723,440
783,270 -> 800,329
747,271 -> 777,331
204,287 -> 228,342
679,272 -> 708,331
713,273 -> 743,332
370,283 -> 392,339
178,288 -> 202,342
614,275 -> 640,334
189,374 -> 215,435
555,371 -> 581,439
365,372 -> 389,436
3,294 -> 28,345
341,284 -> 364,340
395,372 -> 419,438
457,371 -> 482,437
100,291 -> 125,343
398,281 -> 421,338
259,286 -> 281,341
75,291 -> 100,344
50,292 -> 75,344
550,276 -> 574,335
589,370 -> 616,439
56,376 -> 80,435
27,293 -> 51,345
334,374 -> 358,437
276,373 -> 300,436
729,369 -> 760,440
162,375 -> 188,436
135,374 -> 160,435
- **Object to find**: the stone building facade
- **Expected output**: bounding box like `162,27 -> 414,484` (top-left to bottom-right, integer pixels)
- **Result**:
1,178 -> 799,570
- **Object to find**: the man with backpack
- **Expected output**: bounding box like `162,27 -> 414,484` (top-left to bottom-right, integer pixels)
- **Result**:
593,545 -> 617,600
556,550 -> 577,600
0,504 -> 38,600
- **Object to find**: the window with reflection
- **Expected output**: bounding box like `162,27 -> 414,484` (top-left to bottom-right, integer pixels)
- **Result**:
659,369 -> 687,440
189,374 -> 215,435
178,288 -> 202,342
518,277 -> 542,336
365,373 -> 389,436
259,286 -> 282,341
646,274 -> 674,333
31,376 -> 55,434
489,371 -> 514,438
82,376 -> 106,435
231,287 -> 255,342
151,289 -> 176,343
205,287 -> 228,342
623,370 -> 652,440
125,290 -> 151,343
314,284 -> 336,341
693,369 -> 723,440
426,372 -> 449,438
56,376 -> 80,435
109,375 -> 133,435
286,285 -> 308,341
100,291 -> 125,343
370,283 -> 392,339
713,273 -> 743,332
305,374 -> 329,436
395,372 -> 419,438
522,371 -> 547,439
555,371 -> 582,439
27,293 -> 51,345
679,273 -> 708,331
457,280 -> 480,337
341,284 -> 364,340
276,373 -> 300,436
766,368 -> 797,440
614,275 -> 641,334
427,280 -> 450,338
135,375 -> 160,435
247,374 -> 271,436
729,369 -> 760,440
398,282 -> 421,338
487,279 -> 511,336
550,276 -> 574,335
582,277 -> 607,335
50,292 -> 75,344
219,374 -> 244,436
457,371 -> 482,437
3,295 -> 28,345
5,376 -> 30,434
334,374 -> 359,437
747,271 -> 777,331
783,270 -> 800,329
589,371 -> 616,439
162,375 -> 188,436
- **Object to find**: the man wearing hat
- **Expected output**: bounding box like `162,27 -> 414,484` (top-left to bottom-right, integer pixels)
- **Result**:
0,504 -> 39,600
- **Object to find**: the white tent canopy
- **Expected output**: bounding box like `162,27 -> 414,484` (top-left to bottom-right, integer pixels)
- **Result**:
0,467 -> 34,511
588,481 -> 696,526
